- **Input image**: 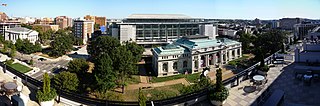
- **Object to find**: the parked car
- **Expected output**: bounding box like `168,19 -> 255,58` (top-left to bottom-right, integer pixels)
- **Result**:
38,58 -> 47,61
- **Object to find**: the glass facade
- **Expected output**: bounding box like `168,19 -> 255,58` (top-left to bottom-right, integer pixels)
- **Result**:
134,24 -> 199,42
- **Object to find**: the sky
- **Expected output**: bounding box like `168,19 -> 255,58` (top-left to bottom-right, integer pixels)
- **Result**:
0,0 -> 319,20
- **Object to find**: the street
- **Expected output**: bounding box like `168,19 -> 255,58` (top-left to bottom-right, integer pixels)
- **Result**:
14,46 -> 89,80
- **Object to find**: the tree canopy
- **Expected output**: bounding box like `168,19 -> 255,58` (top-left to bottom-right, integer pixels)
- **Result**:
49,35 -> 73,57
93,54 -> 116,93
252,29 -> 287,67
15,39 -> 42,54
87,36 -> 144,93
87,36 -> 120,59
53,71 -> 79,91
67,58 -> 89,74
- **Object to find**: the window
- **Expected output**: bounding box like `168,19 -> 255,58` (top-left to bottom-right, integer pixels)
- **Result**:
183,61 -> 188,68
173,62 -> 178,70
194,60 -> 198,69
163,62 -> 168,72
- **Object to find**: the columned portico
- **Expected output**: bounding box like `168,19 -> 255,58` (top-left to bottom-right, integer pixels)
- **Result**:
205,55 -> 209,67
152,36 -> 242,77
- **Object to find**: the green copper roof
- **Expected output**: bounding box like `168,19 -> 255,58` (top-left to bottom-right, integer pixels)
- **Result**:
153,36 -> 240,56
153,44 -> 189,56
175,37 -> 240,49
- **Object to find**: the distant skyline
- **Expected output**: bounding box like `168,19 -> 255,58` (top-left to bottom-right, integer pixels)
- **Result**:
1,0 -> 320,20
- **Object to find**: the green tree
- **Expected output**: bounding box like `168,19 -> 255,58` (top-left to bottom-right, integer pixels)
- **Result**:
209,68 -> 229,102
215,68 -> 223,91
9,44 -> 16,57
53,71 -> 79,91
113,46 -> 135,93
0,34 -> 5,44
124,41 -> 145,63
29,59 -> 34,66
94,54 -> 116,93
49,35 -> 73,57
36,73 -> 57,102
87,36 -> 120,59
138,88 -> 146,106
5,59 -> 14,65
15,39 -> 23,51
239,33 -> 253,53
94,24 -> 100,30
40,29 -> 54,44
253,29 -> 287,67
67,58 -> 89,74
21,24 -> 33,29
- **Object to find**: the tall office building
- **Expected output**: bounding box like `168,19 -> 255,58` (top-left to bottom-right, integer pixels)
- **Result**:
73,20 -> 94,44
55,16 -> 72,29
279,18 -> 303,30
118,14 -> 217,47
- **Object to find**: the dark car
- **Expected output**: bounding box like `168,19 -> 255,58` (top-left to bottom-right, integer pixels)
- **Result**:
38,58 -> 47,61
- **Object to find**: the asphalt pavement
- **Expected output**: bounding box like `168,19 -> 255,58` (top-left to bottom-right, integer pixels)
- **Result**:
14,45 -> 89,80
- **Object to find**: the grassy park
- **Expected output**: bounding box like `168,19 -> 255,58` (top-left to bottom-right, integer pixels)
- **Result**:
8,63 -> 32,73
150,73 -> 201,83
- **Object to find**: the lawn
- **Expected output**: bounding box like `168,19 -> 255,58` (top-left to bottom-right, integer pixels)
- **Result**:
126,75 -> 141,84
8,63 -> 32,73
121,84 -> 184,101
150,73 -> 201,83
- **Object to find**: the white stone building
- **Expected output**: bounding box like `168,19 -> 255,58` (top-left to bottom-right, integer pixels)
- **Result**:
4,27 -> 39,44
152,35 -> 242,77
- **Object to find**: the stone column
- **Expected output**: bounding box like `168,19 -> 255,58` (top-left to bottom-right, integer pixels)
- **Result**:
219,51 -> 223,64
198,55 -> 201,69
235,49 -> 238,59
192,56 -> 195,71
205,54 -> 210,67
228,50 -> 232,61
239,48 -> 242,57
213,53 -> 217,65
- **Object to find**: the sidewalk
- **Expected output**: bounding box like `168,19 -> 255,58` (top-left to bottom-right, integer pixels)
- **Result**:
224,62 -> 291,106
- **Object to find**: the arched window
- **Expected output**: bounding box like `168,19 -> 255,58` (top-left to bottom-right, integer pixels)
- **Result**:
232,50 -> 235,57
163,62 -> 168,72
173,62 -> 178,70
183,61 -> 188,68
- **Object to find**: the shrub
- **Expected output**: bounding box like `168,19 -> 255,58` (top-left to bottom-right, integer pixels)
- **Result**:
208,68 -> 229,101
29,59 -> 34,65
36,73 -> 57,102
209,87 -> 229,101
138,88 -> 146,106
259,65 -> 270,72
5,59 -> 14,65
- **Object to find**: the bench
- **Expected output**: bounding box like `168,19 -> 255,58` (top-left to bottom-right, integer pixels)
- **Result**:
263,89 -> 284,106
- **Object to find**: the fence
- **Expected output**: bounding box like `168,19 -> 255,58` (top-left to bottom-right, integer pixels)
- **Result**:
0,51 -> 279,106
